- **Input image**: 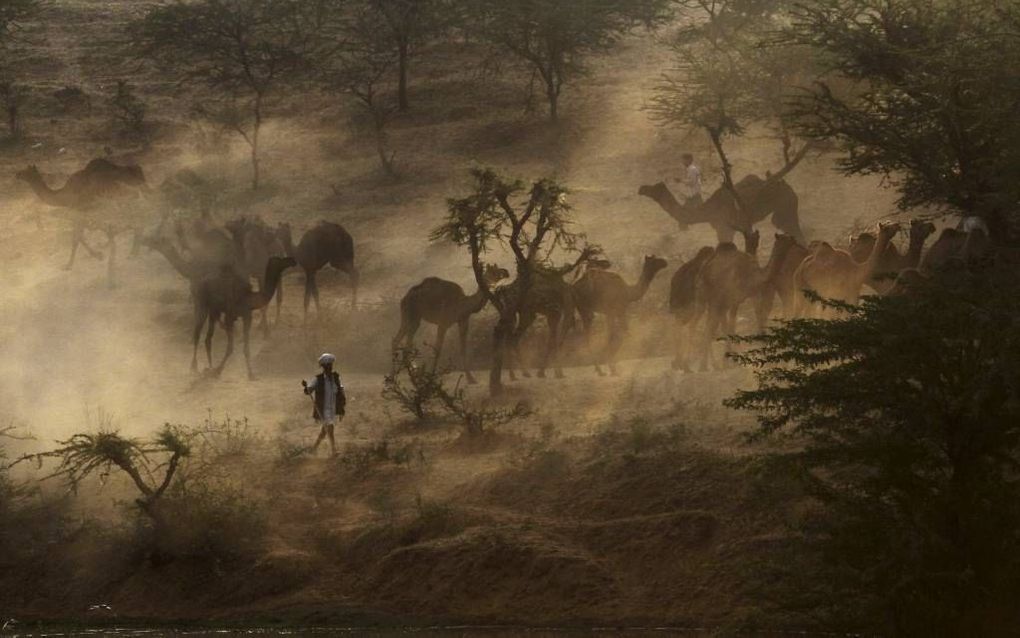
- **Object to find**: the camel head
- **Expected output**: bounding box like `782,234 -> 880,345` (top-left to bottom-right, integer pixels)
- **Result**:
637,183 -> 666,199
848,231 -> 876,261
641,254 -> 668,277
484,263 -> 510,285
877,221 -> 900,243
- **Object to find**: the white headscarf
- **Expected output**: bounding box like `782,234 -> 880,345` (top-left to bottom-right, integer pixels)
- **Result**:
318,353 -> 336,367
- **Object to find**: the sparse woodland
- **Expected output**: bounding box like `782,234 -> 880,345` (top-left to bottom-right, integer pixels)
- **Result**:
0,0 -> 1019,635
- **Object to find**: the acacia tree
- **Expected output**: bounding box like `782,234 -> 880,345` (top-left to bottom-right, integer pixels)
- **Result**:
786,0 -> 1020,240
0,0 -> 40,139
130,0 -> 325,190
472,0 -> 670,122
647,0 -> 818,214
367,0 -> 453,111
431,168 -> 597,395
322,2 -> 401,177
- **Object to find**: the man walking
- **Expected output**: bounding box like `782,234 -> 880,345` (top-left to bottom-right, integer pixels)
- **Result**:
677,153 -> 703,206
302,352 -> 346,456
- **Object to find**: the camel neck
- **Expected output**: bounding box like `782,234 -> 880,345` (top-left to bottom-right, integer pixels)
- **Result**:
905,234 -> 927,268
628,268 -> 657,302
251,262 -> 286,309
24,174 -> 71,207
860,232 -> 894,284
152,242 -> 197,281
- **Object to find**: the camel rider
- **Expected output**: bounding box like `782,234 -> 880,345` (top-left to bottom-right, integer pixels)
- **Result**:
302,353 -> 346,456
677,153 -> 703,206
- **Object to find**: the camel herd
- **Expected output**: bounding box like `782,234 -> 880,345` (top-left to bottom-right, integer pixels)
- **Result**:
14,157 -> 989,381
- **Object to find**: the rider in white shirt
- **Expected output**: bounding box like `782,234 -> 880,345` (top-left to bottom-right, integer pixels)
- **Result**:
678,153 -> 703,206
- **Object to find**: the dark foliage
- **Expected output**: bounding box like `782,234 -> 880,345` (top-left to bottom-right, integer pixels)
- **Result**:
727,265 -> 1020,635
787,0 -> 1020,238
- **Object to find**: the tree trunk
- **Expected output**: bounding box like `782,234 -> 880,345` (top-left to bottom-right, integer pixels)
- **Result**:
7,103 -> 18,137
397,39 -> 409,111
546,75 -> 559,122
250,96 -> 263,190
488,314 -> 513,395
373,109 -> 397,178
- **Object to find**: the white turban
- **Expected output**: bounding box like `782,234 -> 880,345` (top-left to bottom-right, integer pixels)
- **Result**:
318,353 -> 336,366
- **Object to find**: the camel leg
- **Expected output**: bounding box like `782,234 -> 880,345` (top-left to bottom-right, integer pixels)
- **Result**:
538,314 -> 564,379
105,228 -> 117,289
303,269 -> 316,323
204,312 -> 218,369
433,324 -> 449,372
215,319 -> 236,376
65,222 -> 84,270
513,312 -> 536,379
242,314 -> 255,380
191,307 -> 208,372
275,278 -> 284,324
458,319 -> 477,384
346,265 -> 360,310
606,314 -> 628,376
672,315 -> 693,372
699,308 -> 720,372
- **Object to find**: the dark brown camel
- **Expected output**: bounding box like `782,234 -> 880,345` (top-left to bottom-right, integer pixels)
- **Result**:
192,256 -> 295,379
638,175 -> 804,243
226,216 -> 286,334
276,221 -> 359,317
15,159 -> 148,274
573,255 -> 668,376
668,246 -> 715,371
392,264 -> 510,384
175,210 -> 236,267
501,266 -> 580,381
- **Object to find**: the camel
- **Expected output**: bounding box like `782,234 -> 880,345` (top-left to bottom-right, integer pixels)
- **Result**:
849,219 -> 936,294
175,210 -> 236,267
192,256 -> 296,379
392,264 -> 510,384
793,222 -> 899,317
668,246 -> 716,371
502,266 -> 580,380
638,175 -> 804,243
920,226 -> 989,274
275,221 -> 359,317
692,232 -> 772,370
15,159 -> 148,273
226,216 -> 286,334
573,255 -> 668,376
766,233 -> 811,318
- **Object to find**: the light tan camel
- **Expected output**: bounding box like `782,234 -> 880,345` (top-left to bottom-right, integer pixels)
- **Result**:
573,255 -> 668,376
392,264 -> 510,384
850,219 -> 936,294
192,256 -> 295,379
693,232 -> 770,370
276,221 -> 359,317
794,222 -> 899,317
668,246 -> 716,371
15,159 -> 148,274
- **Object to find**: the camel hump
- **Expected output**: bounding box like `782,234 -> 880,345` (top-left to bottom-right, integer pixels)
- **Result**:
715,242 -> 739,253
